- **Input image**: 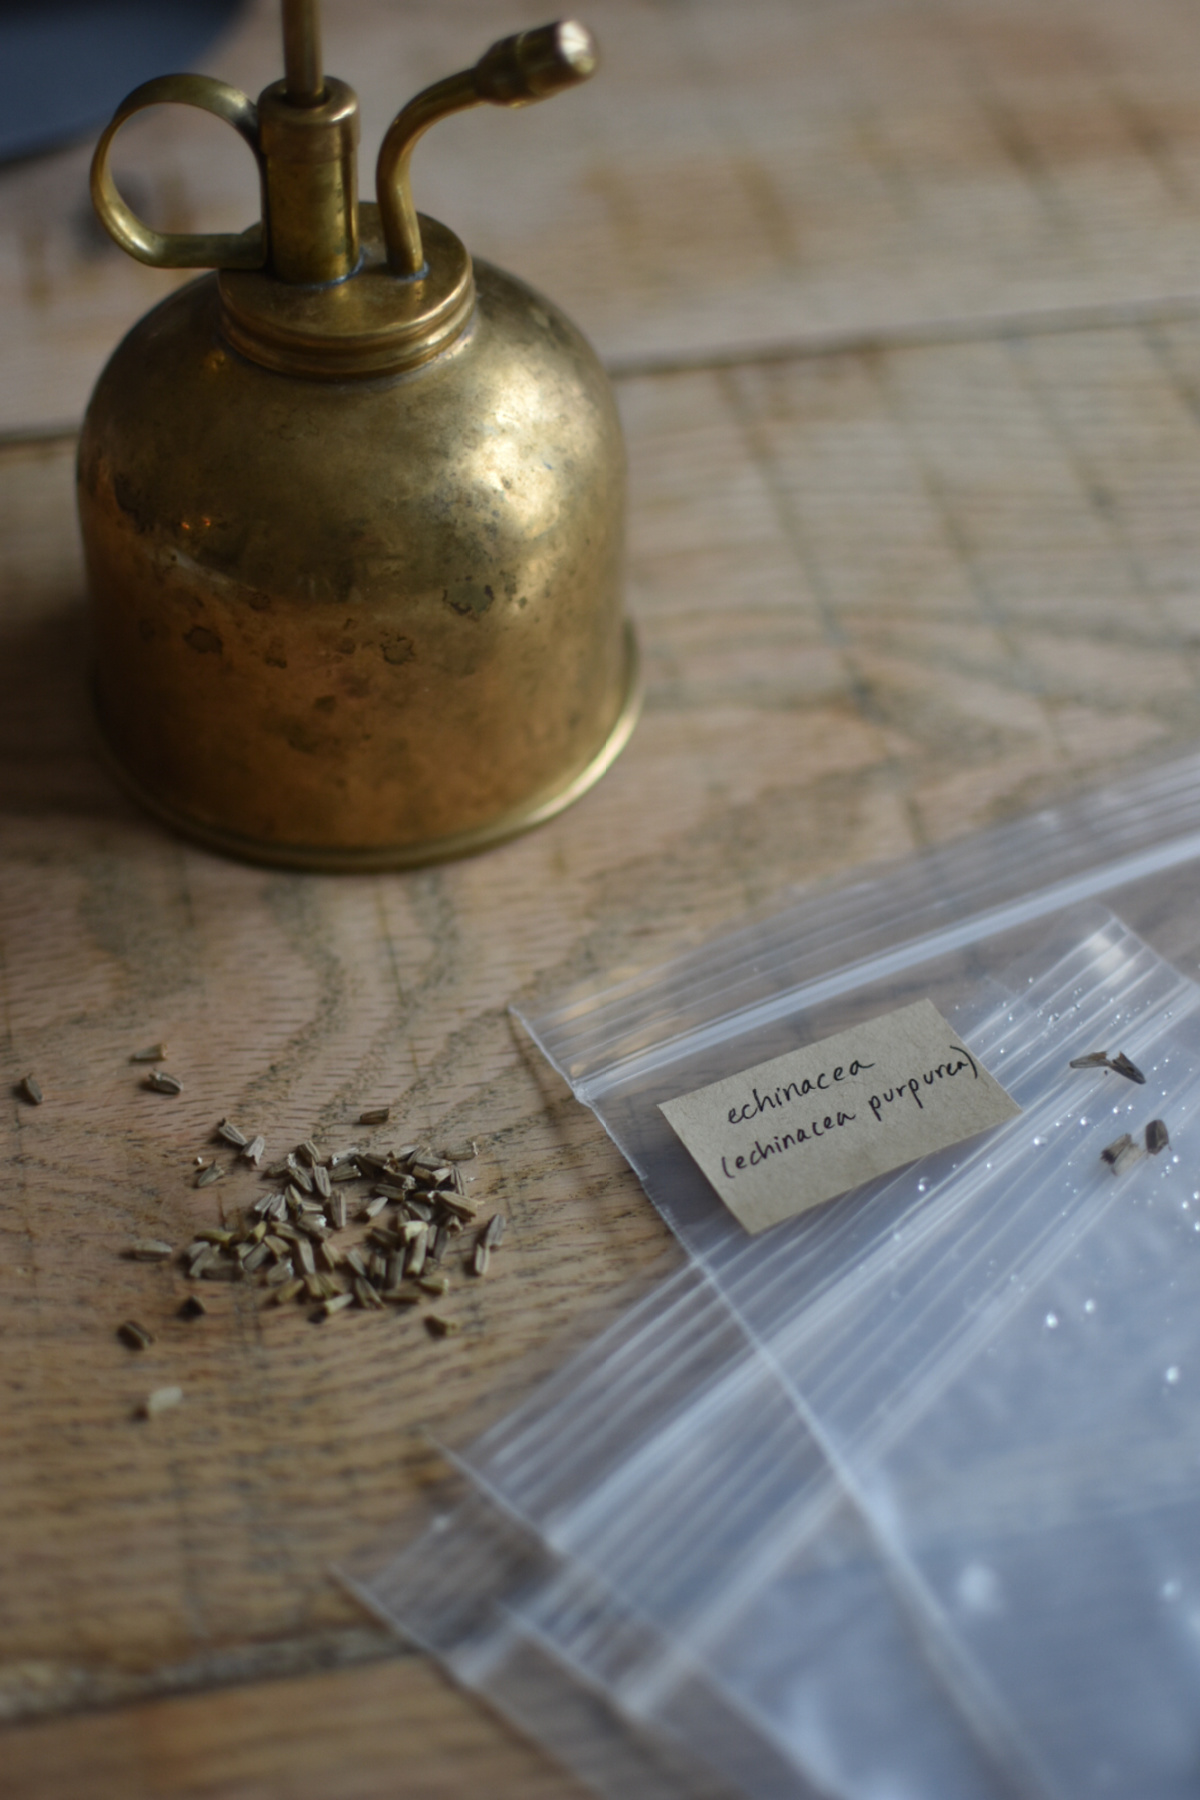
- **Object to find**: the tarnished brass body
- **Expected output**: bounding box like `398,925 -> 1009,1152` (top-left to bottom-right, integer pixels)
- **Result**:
78,11 -> 637,868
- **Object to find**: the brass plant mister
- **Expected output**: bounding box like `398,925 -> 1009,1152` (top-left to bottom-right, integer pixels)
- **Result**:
79,0 -> 638,869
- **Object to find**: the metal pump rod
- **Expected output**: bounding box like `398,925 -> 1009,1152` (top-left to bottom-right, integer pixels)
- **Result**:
283,0 -> 324,105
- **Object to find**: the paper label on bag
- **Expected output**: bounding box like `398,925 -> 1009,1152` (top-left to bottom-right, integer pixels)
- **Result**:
659,998 -> 1020,1235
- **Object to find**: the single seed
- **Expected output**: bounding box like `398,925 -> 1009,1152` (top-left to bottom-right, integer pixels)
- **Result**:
430,1166 -> 452,1187
362,1195 -> 390,1220
359,1106 -> 390,1125
374,1178 -> 415,1198
441,1141 -> 479,1163
425,1314 -> 460,1338
313,1164 -> 332,1200
17,1074 -> 43,1106
387,1252 -> 405,1289
267,1195 -> 288,1221
431,1227 -> 448,1264
383,1289 -> 421,1306
329,1162 -> 360,1183
195,1163 -> 226,1189
482,1213 -> 507,1250
1101,1132 -> 1142,1175
1145,1118 -> 1170,1155
126,1239 -> 174,1263
330,1194 -> 347,1231
130,1043 -> 168,1064
297,1139 -> 321,1168
269,1278 -> 305,1306
405,1234 -> 428,1279
285,1159 -> 314,1195
145,1071 -> 183,1095
1068,1052 -> 1111,1071
472,1242 -> 491,1277
406,1197 -> 433,1223
118,1319 -> 155,1350
243,1135 -> 266,1165
368,1249 -> 389,1283
344,1248 -> 369,1280
178,1295 -> 208,1320
418,1275 -> 449,1296
138,1386 -> 183,1419
187,1247 -> 216,1278
196,1227 -> 234,1246
316,1239 -> 341,1273
318,1293 -> 354,1317
304,1274 -> 324,1300
202,1261 -> 240,1282
294,1238 -> 316,1277
217,1119 -> 248,1148
353,1276 -> 384,1310
264,1259 -> 295,1286
1109,1052 -> 1147,1086
243,1242 -> 271,1273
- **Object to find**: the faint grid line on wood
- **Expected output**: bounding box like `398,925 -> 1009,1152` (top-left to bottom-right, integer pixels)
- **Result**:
1003,328 -> 1200,683
861,340 -> 1067,763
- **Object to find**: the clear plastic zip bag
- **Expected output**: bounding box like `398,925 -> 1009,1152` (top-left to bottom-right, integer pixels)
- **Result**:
354,908 -> 1200,1800
504,912 -> 1200,1800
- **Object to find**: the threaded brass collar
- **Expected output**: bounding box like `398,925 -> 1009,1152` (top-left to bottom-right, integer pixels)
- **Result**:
218,204 -> 474,379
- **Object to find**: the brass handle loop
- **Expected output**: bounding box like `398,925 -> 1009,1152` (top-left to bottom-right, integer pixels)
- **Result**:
90,74 -> 267,271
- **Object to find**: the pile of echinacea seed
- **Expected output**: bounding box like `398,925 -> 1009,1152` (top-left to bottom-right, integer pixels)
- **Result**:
121,1121 -> 503,1342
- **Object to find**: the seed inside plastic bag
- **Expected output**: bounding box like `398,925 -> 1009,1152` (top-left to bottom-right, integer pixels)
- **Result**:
1145,1119 -> 1169,1155
1101,1132 -> 1141,1175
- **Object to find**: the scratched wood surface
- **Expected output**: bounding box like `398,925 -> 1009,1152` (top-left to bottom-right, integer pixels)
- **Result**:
6,0 -> 1200,1795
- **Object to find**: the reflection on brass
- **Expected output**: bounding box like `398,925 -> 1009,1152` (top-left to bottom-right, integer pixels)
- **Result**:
80,2 -> 637,870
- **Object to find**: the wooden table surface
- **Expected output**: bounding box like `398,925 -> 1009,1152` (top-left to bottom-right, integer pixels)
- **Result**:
7,0 -> 1200,1793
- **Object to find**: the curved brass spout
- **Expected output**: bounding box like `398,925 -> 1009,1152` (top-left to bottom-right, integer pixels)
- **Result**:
376,20 -> 597,278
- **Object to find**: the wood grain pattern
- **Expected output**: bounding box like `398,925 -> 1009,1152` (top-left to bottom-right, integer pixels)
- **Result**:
4,0 -> 1200,1794
4,1655 -> 596,1799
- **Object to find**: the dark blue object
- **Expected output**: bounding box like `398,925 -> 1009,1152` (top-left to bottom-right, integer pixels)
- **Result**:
0,0 -> 246,163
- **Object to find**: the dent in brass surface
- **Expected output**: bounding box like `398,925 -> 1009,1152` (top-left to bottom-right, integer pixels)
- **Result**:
80,7 -> 634,867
